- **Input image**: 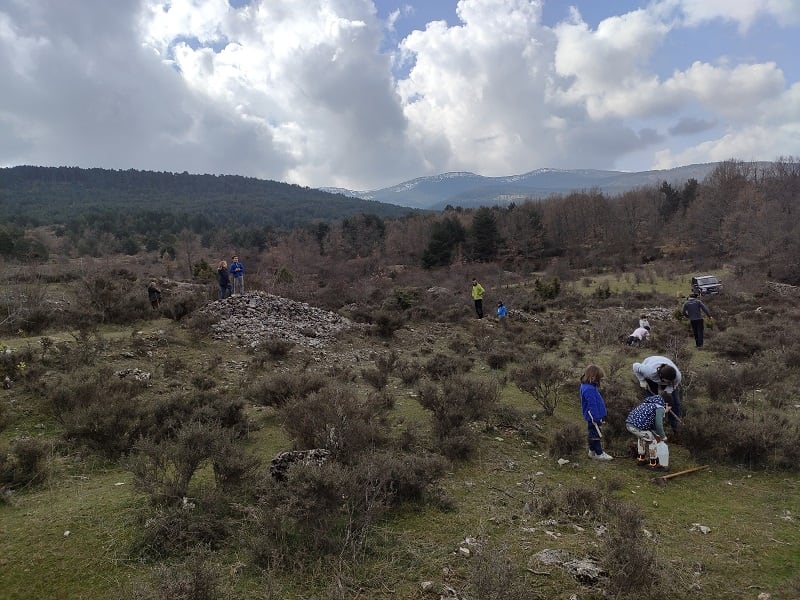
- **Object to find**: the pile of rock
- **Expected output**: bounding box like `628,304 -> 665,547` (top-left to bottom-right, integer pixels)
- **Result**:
195,291 -> 366,349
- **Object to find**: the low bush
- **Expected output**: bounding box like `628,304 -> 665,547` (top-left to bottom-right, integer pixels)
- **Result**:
418,375 -> 498,460
510,358 -> 570,416
681,401 -> 800,469
602,500 -> 668,599
281,384 -> 391,464
244,371 -> 327,408
126,546 -> 227,600
0,437 -> 50,490
547,422 -> 584,459
468,542 -> 538,600
424,352 -> 473,380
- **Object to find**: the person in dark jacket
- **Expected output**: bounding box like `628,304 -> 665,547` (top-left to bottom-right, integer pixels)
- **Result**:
682,293 -> 712,348
217,260 -> 231,299
147,281 -> 162,309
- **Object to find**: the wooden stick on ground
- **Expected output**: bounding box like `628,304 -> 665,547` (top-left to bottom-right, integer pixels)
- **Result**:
651,464 -> 709,485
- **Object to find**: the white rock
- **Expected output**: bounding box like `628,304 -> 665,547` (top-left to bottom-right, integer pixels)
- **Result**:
557,458 -> 570,466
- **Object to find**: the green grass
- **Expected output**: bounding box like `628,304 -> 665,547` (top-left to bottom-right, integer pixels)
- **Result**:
2,272 -> 798,599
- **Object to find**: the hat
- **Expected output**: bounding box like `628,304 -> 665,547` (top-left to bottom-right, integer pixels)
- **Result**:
689,292 -> 698,298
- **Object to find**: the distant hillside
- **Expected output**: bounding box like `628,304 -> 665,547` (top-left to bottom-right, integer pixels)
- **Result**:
0,166 -> 416,229
321,164 -> 724,209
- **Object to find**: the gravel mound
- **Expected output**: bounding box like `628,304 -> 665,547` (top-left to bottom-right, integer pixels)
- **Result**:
195,291 -> 365,349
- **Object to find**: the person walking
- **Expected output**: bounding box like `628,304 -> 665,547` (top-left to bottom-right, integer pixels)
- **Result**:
217,260 -> 231,299
147,281 -> 162,309
471,278 -> 485,319
626,394 -> 670,471
632,356 -> 682,431
580,365 -> 613,460
682,293 -> 712,348
230,254 -> 245,295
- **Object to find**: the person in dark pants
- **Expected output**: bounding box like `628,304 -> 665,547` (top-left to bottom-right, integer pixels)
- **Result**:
217,260 -> 232,299
632,356 -> 682,432
147,281 -> 162,309
471,278 -> 485,319
682,293 -> 712,348
580,365 -> 612,460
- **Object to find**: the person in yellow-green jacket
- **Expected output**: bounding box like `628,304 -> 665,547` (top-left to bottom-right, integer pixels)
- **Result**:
471,278 -> 485,319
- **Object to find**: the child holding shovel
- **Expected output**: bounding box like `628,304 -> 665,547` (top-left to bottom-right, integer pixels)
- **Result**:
580,365 -> 613,460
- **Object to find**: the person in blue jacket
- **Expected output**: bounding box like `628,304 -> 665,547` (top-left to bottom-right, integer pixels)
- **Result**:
496,301 -> 507,319
580,364 -> 612,460
230,254 -> 245,295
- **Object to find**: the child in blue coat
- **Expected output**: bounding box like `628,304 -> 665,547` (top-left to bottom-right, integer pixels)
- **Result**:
580,365 -> 613,460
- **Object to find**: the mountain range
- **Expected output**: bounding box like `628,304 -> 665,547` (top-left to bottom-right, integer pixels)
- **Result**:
321,163 -> 722,210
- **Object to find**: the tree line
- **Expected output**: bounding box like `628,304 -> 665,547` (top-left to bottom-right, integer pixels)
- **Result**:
3,159 -> 799,285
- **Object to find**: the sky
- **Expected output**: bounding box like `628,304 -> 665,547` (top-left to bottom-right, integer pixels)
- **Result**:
1,0 -> 799,192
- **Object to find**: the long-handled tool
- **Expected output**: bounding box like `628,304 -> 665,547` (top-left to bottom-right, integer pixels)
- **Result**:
587,410 -> 602,438
665,406 -> 683,424
651,464 -> 708,486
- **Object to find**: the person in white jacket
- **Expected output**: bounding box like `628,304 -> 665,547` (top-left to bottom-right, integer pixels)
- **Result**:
632,356 -> 682,431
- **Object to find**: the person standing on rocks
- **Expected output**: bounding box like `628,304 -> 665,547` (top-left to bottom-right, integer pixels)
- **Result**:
217,260 -> 231,299
682,293 -> 712,348
471,278 -> 485,319
230,254 -> 245,295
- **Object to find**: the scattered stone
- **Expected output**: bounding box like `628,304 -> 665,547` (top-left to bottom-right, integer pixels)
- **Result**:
194,291 -> 366,350
113,368 -> 151,383
557,458 -> 570,466
563,557 -> 606,584
269,449 -> 332,481
420,581 -> 434,592
690,523 -> 711,534
531,548 -> 570,565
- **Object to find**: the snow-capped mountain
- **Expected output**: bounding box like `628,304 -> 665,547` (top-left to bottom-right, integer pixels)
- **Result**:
320,164 -> 721,210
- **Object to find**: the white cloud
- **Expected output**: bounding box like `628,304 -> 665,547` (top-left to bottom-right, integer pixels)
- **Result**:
0,0 -> 798,189
669,0 -> 800,32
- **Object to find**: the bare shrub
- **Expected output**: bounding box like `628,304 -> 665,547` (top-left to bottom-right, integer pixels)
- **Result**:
280,385 -> 390,464
424,352 -> 473,380
681,402 -> 800,469
602,500 -> 668,599
490,403 -> 541,438
248,338 -> 295,365
0,437 -> 50,489
418,375 -> 498,460
130,492 -> 233,560
510,358 -> 570,416
129,421 -> 257,505
547,422 -> 584,458
46,366 -> 149,457
361,353 -> 397,390
712,328 -> 768,359
486,349 -> 515,370
361,369 -> 389,391
396,359 -> 423,385
244,371 -> 327,408
468,542 -> 539,600
247,449 -> 447,565
126,546 -> 227,600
